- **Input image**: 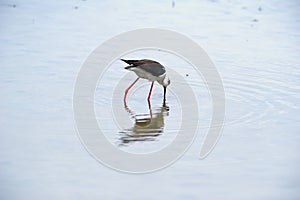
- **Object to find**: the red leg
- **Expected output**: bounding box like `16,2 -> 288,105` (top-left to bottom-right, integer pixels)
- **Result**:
147,81 -> 154,102
124,77 -> 139,102
148,100 -> 153,118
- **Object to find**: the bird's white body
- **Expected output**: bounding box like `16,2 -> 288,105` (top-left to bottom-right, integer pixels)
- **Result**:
129,67 -> 167,83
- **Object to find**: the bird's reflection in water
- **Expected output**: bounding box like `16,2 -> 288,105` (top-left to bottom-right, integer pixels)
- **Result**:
119,102 -> 169,146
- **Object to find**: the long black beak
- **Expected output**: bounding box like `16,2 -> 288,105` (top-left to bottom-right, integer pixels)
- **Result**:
163,86 -> 167,106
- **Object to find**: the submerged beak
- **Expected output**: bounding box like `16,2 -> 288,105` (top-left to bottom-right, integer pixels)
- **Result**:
163,86 -> 167,106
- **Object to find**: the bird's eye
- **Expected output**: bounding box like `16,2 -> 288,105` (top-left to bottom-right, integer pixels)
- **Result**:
168,80 -> 171,85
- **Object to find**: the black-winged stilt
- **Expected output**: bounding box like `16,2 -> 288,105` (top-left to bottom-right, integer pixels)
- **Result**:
121,59 -> 170,106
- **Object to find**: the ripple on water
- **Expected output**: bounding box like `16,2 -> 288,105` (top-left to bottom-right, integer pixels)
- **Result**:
223,65 -> 300,127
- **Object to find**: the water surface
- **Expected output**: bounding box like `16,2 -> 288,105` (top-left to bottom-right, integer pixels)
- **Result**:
1,0 -> 300,199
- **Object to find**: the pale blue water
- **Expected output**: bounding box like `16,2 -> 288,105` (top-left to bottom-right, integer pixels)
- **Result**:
1,0 -> 300,199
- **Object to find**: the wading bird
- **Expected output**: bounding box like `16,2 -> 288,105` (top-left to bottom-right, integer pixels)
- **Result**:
121,59 -> 170,106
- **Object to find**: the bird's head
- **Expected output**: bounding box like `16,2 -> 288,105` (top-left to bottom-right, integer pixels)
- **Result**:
162,76 -> 170,107
162,76 -> 171,87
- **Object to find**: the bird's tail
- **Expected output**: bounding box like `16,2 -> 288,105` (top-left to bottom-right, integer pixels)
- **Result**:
121,59 -> 140,65
124,65 -> 135,70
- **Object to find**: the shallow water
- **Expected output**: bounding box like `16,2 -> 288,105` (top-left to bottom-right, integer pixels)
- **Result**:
1,0 -> 300,199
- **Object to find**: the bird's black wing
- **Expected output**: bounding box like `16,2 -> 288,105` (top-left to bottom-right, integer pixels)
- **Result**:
139,63 -> 166,77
